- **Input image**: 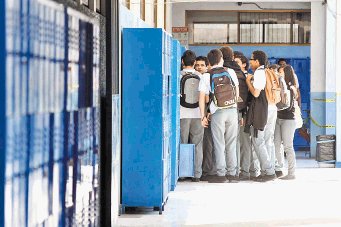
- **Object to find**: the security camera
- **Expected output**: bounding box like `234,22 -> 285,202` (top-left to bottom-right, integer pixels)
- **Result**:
237,2 -> 243,6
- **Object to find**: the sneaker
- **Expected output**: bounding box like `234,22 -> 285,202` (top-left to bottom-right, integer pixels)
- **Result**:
239,174 -> 250,181
255,174 -> 277,182
208,175 -> 228,183
280,174 -> 296,180
191,177 -> 200,182
275,171 -> 283,178
226,175 -> 239,183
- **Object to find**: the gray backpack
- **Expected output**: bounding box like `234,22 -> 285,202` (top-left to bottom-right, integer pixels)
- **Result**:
180,72 -> 200,108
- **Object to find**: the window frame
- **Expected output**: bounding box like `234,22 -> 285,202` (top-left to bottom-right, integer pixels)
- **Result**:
190,10 -> 311,46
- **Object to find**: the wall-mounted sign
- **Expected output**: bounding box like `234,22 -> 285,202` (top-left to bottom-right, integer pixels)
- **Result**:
172,27 -> 189,48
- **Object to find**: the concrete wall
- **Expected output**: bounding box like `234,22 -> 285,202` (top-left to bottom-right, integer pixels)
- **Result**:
172,2 -> 311,28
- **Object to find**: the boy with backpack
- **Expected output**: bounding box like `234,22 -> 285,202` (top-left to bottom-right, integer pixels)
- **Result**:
199,49 -> 239,183
180,50 -> 204,182
245,50 -> 276,182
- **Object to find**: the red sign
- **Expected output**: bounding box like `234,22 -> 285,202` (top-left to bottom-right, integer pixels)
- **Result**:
172,27 -> 188,33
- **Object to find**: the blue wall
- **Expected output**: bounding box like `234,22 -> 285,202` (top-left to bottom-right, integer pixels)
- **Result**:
189,45 -> 310,58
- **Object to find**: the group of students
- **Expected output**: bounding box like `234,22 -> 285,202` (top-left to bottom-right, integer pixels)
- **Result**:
180,47 -> 300,183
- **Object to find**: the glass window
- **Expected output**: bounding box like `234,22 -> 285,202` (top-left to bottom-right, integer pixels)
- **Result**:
293,12 -> 311,44
193,23 -> 237,44
190,11 -> 310,45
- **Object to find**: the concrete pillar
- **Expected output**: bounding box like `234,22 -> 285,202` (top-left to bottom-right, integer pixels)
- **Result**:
310,2 -> 326,157
336,0 -> 341,167
325,0 -> 337,136
156,0 -> 165,28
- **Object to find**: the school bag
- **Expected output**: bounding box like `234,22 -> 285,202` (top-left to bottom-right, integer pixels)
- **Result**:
265,68 -> 281,105
223,60 -> 248,111
180,72 -> 200,108
209,67 -> 237,108
276,75 -> 291,110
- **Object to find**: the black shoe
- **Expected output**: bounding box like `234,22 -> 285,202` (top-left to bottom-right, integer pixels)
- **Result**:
208,175 -> 228,183
226,175 -> 239,183
275,171 -> 283,178
239,174 -> 250,181
200,175 -> 216,181
191,177 -> 200,182
255,174 -> 277,182
250,176 -> 259,181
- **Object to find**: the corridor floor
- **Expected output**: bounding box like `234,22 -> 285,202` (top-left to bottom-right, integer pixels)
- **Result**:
116,156 -> 341,227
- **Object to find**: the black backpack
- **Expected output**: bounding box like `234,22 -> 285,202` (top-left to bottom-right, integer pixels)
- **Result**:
236,71 -> 249,111
223,61 -> 248,111
180,72 -> 200,108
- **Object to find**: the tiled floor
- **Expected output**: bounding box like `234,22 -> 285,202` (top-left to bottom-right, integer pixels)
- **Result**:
116,156 -> 341,227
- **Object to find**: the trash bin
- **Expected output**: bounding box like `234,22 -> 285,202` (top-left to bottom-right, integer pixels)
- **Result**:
316,135 -> 336,162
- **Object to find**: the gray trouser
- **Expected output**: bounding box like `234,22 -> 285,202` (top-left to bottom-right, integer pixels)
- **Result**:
202,125 -> 216,176
265,109 -> 278,170
180,118 -> 204,178
239,125 -> 260,177
274,119 -> 297,175
251,109 -> 276,176
211,108 -> 238,177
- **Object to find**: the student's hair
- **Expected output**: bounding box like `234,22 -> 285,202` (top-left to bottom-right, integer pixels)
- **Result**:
195,56 -> 209,66
234,51 -> 249,71
269,64 -> 280,70
252,50 -> 268,66
220,46 -> 234,62
207,49 -> 223,66
233,51 -> 243,59
283,65 -> 296,86
277,58 -> 286,64
182,50 -> 196,66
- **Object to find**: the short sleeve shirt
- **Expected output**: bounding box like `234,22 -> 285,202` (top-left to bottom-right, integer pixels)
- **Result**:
253,65 -> 266,90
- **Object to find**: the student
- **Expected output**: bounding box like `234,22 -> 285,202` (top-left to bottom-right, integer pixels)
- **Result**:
195,56 -> 216,180
245,50 -> 276,182
274,65 -> 298,180
180,50 -> 204,182
199,49 -> 239,183
234,52 -> 260,180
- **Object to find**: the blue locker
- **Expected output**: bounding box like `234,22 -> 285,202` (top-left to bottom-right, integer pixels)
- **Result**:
179,144 -> 195,177
170,39 -> 181,191
51,112 -> 65,161
122,28 -> 172,213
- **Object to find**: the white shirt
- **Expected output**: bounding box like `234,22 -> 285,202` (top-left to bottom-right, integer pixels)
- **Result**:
198,66 -> 239,114
253,65 -> 276,110
253,65 -> 266,90
180,69 -> 202,119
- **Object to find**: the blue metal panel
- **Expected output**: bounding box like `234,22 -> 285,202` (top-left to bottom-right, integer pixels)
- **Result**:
0,1 -> 6,225
170,39 -> 181,191
122,28 -> 170,210
51,112 -> 65,162
179,144 -> 195,177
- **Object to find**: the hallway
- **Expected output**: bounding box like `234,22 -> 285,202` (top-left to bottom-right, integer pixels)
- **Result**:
117,157 -> 341,226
